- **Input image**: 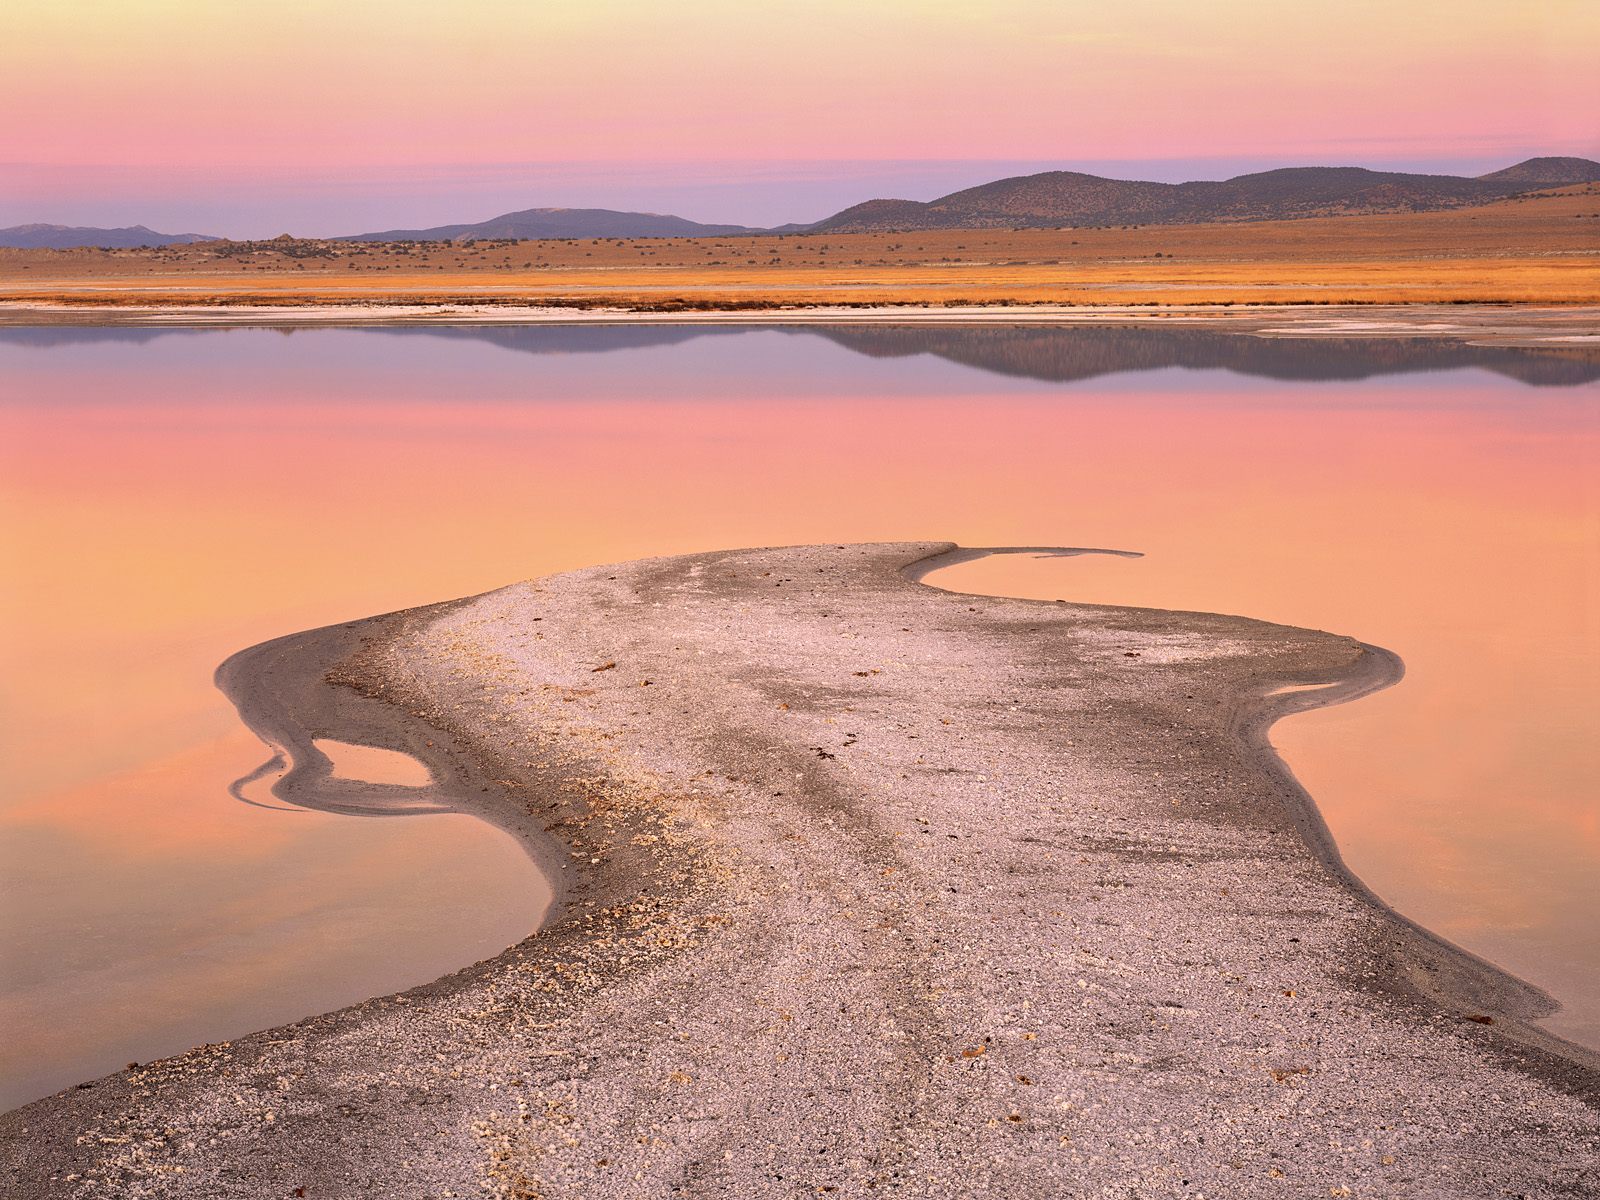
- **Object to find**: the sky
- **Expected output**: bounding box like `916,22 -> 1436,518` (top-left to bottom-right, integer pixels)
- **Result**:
3,0 -> 1597,236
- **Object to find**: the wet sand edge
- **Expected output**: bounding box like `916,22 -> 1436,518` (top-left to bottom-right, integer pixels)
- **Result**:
909,545 -> 1600,1090
213,601 -> 576,925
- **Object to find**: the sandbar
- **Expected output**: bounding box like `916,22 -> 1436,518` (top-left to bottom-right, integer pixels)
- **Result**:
3,543 -> 1595,1197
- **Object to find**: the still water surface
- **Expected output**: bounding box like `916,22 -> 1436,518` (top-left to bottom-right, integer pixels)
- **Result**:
2,322 -> 1595,1107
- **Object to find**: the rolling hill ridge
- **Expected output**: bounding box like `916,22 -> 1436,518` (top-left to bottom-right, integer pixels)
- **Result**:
338,207 -> 760,243
6,156 -> 1597,247
809,156 -> 1600,232
0,223 -> 218,249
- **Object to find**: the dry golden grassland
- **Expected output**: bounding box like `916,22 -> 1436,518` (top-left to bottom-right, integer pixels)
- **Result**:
3,186 -> 1597,309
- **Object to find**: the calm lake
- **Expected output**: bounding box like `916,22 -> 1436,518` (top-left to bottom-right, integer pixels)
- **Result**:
2,321 -> 1595,1108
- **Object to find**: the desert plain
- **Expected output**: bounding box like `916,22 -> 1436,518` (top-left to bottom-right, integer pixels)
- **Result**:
3,185 -> 1597,312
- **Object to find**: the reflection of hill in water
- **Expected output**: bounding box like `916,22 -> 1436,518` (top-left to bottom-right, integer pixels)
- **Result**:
0,324 -> 742,354
379,325 -> 749,356
0,327 -> 198,349
808,325 -> 1600,388
2,322 -> 1595,387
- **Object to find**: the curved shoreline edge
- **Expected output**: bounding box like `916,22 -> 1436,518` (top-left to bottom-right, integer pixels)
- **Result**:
214,604 -> 570,914
907,545 -> 1593,1074
4,541 -> 1596,1197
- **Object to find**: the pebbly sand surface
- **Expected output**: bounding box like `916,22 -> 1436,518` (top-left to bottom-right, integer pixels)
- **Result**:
3,542 -> 1596,1198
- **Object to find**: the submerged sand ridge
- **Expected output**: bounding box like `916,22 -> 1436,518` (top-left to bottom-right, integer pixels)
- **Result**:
5,543 -> 1595,1197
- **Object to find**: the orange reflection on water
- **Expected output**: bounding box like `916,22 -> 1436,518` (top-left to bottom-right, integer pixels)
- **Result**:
0,325 -> 1595,1103
0,728 -> 545,1108
315,740 -> 435,786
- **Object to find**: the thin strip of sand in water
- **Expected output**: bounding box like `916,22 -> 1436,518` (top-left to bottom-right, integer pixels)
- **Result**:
1,300 -> 1599,350
3,543 -> 1595,1199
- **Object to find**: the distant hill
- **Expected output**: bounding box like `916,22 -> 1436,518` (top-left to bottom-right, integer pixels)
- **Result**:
0,223 -> 218,249
340,207 -> 759,242
810,156 -> 1600,232
9,156 -> 1596,246
1476,156 -> 1600,185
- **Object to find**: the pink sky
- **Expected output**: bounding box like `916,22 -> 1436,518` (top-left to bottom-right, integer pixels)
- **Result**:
4,0 -> 1597,233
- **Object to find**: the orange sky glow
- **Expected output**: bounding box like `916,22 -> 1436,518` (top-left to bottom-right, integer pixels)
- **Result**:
6,1 -> 1596,169
4,1 -> 1595,233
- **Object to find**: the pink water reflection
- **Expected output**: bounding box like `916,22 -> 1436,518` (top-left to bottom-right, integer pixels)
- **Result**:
1,324 -> 1595,1106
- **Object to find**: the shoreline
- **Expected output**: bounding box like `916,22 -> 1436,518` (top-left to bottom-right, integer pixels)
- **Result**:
212,547 -> 1600,1076
1,299 -> 1599,350
910,547 -> 1595,1070
213,607 -> 572,918
5,543 -> 1596,1196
